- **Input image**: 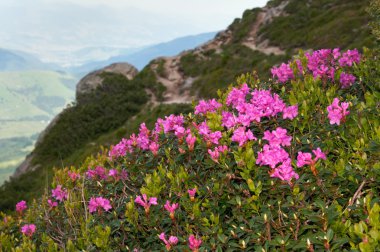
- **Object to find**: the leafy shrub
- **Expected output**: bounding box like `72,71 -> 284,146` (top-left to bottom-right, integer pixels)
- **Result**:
1,48 -> 379,251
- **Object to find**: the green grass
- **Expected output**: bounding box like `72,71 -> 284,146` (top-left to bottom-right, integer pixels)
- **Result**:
258,0 -> 374,50
180,44 -> 289,98
0,71 -> 77,185
0,71 -> 77,120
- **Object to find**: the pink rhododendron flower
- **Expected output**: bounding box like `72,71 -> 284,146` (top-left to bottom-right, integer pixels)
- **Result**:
157,114 -> 184,133
159,232 -> 179,251
173,125 -> 186,139
297,148 -> 327,176
109,169 -> 118,177
149,142 -> 160,156
108,138 -> 134,159
297,148 -> 327,168
188,188 -> 197,201
226,83 -> 250,107
263,127 -> 292,147
86,166 -> 107,180
339,49 -> 361,67
135,194 -> 158,214
164,200 -> 179,219
186,133 -> 196,151
282,105 -> 298,120
16,200 -> 27,214
327,98 -> 350,125
270,158 -> 299,182
229,89 -> 286,124
271,63 -> 294,83
137,123 -> 150,150
48,199 -> 58,209
231,127 -> 256,146
197,121 -> 222,145
218,145 -> 229,153
313,148 -> 327,160
68,171 -> 80,181
188,235 -> 202,251
194,98 -> 222,115
296,152 -> 313,167
339,72 -> 356,88
88,197 -> 112,213
208,147 -> 220,163
332,48 -> 341,59
51,185 -> 68,202
21,224 -> 36,237
306,49 -> 336,81
221,111 -> 238,129
256,144 -> 289,168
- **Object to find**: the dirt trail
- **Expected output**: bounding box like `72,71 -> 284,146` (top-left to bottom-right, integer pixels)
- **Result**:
242,1 -> 288,55
151,56 -> 194,105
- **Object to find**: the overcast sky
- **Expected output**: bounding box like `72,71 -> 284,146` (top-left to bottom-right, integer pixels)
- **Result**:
0,0 -> 268,65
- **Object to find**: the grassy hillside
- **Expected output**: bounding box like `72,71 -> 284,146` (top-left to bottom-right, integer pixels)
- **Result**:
260,0 -> 373,50
179,0 -> 373,98
0,0 -> 376,211
0,71 -> 77,183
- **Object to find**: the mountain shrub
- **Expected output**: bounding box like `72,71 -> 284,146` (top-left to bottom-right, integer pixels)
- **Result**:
1,48 -> 379,251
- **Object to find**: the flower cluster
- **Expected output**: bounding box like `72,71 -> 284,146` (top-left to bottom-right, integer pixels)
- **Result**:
231,127 -> 256,146
16,200 -> 27,214
135,194 -> 158,214
194,98 -> 222,115
297,148 -> 327,176
257,127 -> 298,181
88,197 -> 112,213
158,233 -> 178,251
47,199 -> 58,208
189,235 -> 202,252
297,148 -> 327,168
51,185 -> 68,202
21,224 -> 36,237
188,188 -> 197,201
271,48 -> 360,89
67,171 -> 80,181
327,98 -> 350,125
164,200 -> 179,219
86,166 -> 107,180
207,145 -> 228,163
271,63 -> 294,83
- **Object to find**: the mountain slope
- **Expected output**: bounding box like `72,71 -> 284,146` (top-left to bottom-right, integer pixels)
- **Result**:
0,48 -> 56,71
0,71 -> 78,184
71,32 -> 217,76
0,0 -> 375,211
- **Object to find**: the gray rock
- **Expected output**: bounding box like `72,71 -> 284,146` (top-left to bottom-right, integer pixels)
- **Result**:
76,62 -> 138,99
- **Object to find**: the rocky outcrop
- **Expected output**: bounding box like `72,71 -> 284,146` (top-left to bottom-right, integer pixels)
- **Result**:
12,154 -> 40,178
76,63 -> 138,99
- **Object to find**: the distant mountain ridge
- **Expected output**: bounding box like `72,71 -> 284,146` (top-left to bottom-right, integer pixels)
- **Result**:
70,32 -> 217,76
0,48 -> 59,71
